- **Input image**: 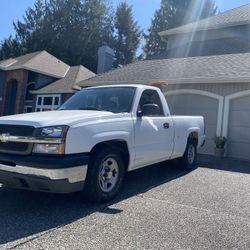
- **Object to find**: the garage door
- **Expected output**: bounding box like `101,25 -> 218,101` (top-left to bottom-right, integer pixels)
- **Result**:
227,96 -> 250,160
166,94 -> 219,155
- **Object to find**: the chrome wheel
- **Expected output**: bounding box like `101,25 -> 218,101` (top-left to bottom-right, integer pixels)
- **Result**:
187,144 -> 196,164
99,157 -> 119,193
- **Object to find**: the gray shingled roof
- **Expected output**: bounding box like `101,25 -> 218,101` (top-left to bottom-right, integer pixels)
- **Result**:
32,65 -> 96,94
159,4 -> 250,36
0,51 -> 70,78
78,53 -> 250,86
0,52 -> 40,69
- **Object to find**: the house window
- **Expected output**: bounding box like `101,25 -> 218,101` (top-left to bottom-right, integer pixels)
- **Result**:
6,79 -> 18,115
138,90 -> 164,116
35,95 -> 61,112
25,83 -> 35,101
24,106 -> 33,113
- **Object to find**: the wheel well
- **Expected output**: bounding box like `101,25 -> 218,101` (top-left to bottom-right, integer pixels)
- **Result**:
90,140 -> 130,170
188,132 -> 198,147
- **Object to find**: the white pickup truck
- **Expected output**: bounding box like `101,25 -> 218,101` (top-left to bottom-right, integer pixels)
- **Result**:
0,85 -> 205,201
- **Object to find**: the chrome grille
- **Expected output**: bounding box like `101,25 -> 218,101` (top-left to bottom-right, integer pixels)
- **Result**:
0,125 -> 35,155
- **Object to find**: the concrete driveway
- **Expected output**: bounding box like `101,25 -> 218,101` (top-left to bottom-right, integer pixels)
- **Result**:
0,155 -> 250,250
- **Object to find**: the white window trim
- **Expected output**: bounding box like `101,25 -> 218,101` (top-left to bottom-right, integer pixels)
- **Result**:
164,89 -> 224,136
36,94 -> 61,112
24,105 -> 33,113
222,90 -> 250,138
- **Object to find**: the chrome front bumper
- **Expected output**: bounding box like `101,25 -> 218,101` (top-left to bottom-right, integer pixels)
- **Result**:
0,164 -> 88,183
0,165 -> 88,193
0,153 -> 89,193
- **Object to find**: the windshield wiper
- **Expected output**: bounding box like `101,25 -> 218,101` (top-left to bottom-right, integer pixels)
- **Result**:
58,107 -> 101,111
79,107 -> 102,111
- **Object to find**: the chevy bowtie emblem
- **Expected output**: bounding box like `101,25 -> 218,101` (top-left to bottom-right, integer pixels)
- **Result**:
0,133 -> 10,143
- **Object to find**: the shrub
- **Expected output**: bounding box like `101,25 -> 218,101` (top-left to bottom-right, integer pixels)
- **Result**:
214,136 -> 227,149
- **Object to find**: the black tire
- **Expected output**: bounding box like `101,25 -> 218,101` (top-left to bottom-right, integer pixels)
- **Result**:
83,147 -> 125,202
178,140 -> 197,170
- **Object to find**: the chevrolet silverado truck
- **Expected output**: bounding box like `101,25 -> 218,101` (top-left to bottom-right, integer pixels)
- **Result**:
0,85 -> 205,201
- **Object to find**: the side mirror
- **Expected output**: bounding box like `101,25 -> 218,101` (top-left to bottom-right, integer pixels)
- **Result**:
137,104 -> 160,117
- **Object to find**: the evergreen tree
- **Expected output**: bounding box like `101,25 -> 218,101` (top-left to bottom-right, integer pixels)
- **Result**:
114,2 -> 142,67
14,0 -> 46,52
1,0 -> 114,72
0,37 -> 22,60
80,0 -> 115,70
144,0 -> 217,57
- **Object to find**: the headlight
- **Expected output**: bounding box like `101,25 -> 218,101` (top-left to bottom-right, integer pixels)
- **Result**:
33,125 -> 69,155
33,144 -> 65,155
35,125 -> 69,138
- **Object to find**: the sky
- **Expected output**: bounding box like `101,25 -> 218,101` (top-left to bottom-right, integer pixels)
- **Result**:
0,0 -> 250,42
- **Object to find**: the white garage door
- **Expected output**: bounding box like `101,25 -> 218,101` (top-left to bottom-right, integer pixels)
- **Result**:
166,94 -> 219,155
227,96 -> 250,160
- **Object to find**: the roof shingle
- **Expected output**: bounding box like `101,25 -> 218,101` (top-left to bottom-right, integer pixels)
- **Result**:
0,51 -> 70,78
78,52 -> 250,86
33,65 -> 96,94
159,4 -> 250,36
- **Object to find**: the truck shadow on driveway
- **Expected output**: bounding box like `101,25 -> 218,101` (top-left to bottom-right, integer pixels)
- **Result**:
0,161 -> 190,245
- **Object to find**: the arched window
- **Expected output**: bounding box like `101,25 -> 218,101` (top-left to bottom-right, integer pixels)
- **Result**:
25,83 -> 35,101
7,79 -> 18,115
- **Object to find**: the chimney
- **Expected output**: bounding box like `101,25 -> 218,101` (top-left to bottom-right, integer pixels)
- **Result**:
97,43 -> 115,74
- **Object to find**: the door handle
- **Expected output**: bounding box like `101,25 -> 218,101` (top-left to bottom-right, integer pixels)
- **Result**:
163,123 -> 170,129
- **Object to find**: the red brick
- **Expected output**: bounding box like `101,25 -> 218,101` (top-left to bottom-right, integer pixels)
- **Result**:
2,70 -> 28,115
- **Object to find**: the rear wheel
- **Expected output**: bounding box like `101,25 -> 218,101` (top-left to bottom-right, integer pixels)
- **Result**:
83,147 -> 125,202
179,140 -> 197,170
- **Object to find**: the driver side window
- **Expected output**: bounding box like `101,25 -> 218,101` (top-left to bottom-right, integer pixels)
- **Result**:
138,90 -> 164,116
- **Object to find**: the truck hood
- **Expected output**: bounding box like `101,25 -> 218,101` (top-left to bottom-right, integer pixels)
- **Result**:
0,110 -> 118,127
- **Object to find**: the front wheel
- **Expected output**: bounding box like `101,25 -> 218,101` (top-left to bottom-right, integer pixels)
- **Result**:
83,147 -> 125,202
179,140 -> 197,170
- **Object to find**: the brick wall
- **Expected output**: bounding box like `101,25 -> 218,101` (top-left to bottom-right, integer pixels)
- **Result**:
2,69 -> 28,116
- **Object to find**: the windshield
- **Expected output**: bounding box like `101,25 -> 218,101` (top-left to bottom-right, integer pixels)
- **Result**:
59,87 -> 136,113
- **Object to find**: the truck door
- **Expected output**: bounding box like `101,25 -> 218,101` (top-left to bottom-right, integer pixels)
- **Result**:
133,89 -> 174,168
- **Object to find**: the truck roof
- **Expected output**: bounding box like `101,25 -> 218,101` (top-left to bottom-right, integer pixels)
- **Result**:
85,84 -> 162,91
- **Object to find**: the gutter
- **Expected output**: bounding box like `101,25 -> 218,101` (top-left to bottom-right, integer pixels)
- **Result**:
78,76 -> 250,87
30,90 -> 77,95
158,21 -> 250,37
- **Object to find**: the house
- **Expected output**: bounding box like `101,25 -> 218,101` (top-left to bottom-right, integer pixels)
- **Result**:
0,51 -> 95,114
78,4 -> 250,161
31,65 -> 95,111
